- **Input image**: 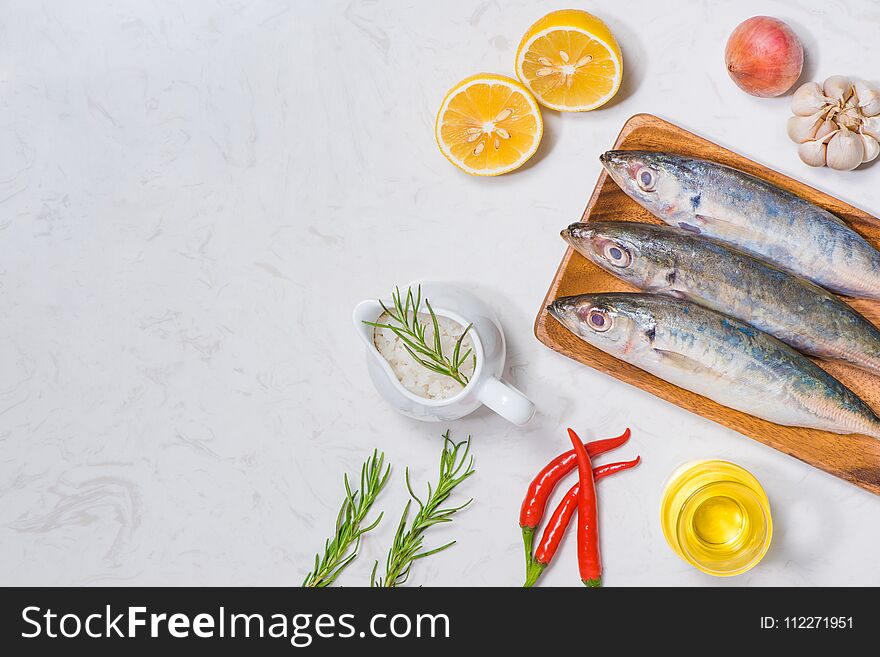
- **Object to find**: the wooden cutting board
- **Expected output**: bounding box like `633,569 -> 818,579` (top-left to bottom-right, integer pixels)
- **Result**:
535,113 -> 880,495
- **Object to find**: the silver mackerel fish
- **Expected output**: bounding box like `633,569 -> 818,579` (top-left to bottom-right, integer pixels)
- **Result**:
548,293 -> 880,439
562,221 -> 880,377
599,150 -> 880,299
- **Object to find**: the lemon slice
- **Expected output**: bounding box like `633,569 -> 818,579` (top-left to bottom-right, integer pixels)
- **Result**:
435,73 -> 543,176
516,9 -> 623,112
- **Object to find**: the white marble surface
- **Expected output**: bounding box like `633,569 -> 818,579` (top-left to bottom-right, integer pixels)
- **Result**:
2,0 -> 880,587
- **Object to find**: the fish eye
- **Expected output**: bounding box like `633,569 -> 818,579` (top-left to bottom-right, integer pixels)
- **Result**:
636,167 -> 656,192
602,241 -> 631,268
584,308 -> 612,332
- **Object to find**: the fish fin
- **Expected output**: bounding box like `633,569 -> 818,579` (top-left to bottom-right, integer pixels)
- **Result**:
677,220 -> 703,234
652,348 -> 726,383
689,214 -> 759,244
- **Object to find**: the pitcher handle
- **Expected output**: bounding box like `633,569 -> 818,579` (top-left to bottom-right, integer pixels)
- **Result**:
476,377 -> 535,425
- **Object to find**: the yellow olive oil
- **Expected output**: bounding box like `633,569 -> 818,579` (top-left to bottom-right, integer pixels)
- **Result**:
660,460 -> 772,577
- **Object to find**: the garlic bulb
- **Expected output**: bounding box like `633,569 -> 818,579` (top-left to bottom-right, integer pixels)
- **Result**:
789,76 -> 880,170
859,130 -> 880,163
786,112 -> 823,143
826,127 -> 864,171
854,79 -> 880,117
824,75 -> 853,101
791,82 -> 829,116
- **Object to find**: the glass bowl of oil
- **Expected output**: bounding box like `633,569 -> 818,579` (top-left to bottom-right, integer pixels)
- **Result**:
660,460 -> 772,577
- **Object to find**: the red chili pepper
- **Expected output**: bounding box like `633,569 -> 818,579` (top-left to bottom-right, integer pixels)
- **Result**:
568,427 -> 602,587
519,428 -> 629,569
523,457 -> 639,587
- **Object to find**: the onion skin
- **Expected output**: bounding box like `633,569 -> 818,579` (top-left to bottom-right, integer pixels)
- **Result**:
725,16 -> 804,97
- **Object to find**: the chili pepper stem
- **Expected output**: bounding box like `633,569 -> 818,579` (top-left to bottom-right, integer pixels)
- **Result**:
521,526 -> 535,574
523,560 -> 546,588
583,577 -> 602,588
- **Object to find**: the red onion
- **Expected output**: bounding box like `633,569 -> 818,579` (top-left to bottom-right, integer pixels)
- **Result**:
725,16 -> 804,97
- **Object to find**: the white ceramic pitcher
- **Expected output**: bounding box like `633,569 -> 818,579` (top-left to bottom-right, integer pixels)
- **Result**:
353,281 -> 535,425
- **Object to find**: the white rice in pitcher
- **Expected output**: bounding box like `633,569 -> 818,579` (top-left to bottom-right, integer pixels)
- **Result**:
372,311 -> 476,400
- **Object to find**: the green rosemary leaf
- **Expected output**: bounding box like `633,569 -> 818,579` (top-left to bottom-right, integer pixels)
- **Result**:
453,324 -> 474,370
404,468 -> 424,509
412,541 -> 457,561
404,352 -> 449,376
395,332 -> 439,360
452,331 -> 465,369
425,299 -> 443,358
357,510 -> 384,537
401,286 -> 410,319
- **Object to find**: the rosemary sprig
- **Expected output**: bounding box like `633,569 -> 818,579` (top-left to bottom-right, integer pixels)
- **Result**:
303,450 -> 391,587
371,431 -> 475,587
364,285 -> 477,387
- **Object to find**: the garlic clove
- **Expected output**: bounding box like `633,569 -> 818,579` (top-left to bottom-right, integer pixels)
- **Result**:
862,115 -> 880,141
791,82 -> 830,116
786,112 -> 823,143
854,79 -> 880,117
797,131 -> 836,167
824,75 -> 854,101
798,139 -> 829,167
815,118 -> 838,141
826,126 -> 865,171
858,130 -> 880,163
